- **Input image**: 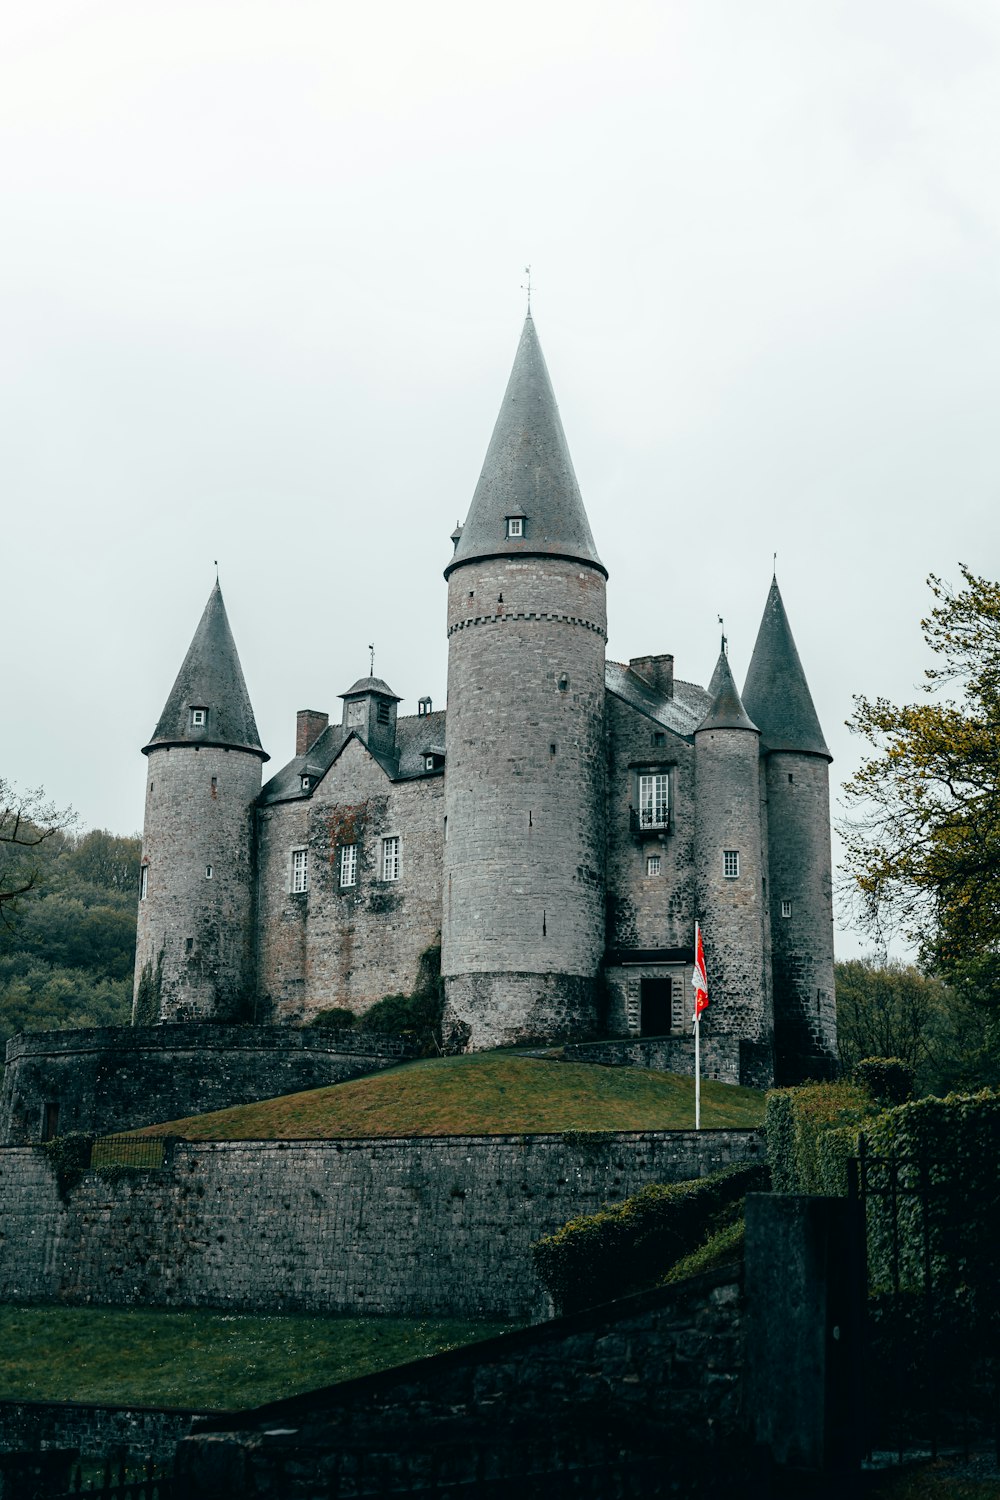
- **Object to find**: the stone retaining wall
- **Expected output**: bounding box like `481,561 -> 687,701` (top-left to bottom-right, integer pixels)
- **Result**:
0,1129 -> 763,1319
0,1400 -> 206,1463
0,1025 -> 418,1145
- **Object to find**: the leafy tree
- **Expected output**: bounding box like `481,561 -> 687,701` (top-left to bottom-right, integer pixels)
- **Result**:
842,566 -> 1000,1030
0,780 -> 74,919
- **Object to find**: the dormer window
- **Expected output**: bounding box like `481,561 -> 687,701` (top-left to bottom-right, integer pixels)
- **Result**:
191,707 -> 207,727
425,756 -> 435,771
418,696 -> 432,716
300,775 -> 311,792
506,516 -> 523,538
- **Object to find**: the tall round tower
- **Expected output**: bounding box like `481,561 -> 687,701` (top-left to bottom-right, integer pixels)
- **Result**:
442,314 -> 608,1048
742,578 -> 836,1083
693,650 -> 773,1088
133,582 -> 268,1024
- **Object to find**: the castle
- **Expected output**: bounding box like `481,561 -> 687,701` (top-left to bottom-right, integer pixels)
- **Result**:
133,314 -> 837,1088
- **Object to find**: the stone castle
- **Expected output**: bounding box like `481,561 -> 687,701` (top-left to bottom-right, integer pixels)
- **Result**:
133,314 -> 837,1088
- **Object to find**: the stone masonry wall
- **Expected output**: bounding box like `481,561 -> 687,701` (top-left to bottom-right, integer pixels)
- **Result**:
178,1269 -> 747,1498
135,745 -> 263,1023
0,1401 -> 204,1463
0,1130 -> 763,1319
763,752 -> 837,1083
0,1026 -> 419,1145
256,739 -> 444,1022
563,1034 -> 742,1085
443,557 -> 607,1047
604,692 -> 696,957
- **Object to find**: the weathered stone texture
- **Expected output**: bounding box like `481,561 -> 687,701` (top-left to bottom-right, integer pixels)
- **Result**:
763,753 -> 837,1082
443,557 -> 607,1046
257,737 -> 444,1022
178,1269 -> 747,1498
0,1401 -> 202,1464
563,1034 -> 742,1084
0,1130 -> 763,1319
694,725 -> 773,1069
0,1026 -> 418,1145
135,746 -> 262,1022
604,694 -> 696,956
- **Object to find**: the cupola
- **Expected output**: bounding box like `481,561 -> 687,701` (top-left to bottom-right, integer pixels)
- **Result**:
339,675 -> 401,760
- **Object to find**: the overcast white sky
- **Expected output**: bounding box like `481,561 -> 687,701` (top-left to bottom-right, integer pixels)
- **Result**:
3,0 -> 997,959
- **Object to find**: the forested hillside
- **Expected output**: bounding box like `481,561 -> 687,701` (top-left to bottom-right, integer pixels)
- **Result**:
0,829 -> 139,1046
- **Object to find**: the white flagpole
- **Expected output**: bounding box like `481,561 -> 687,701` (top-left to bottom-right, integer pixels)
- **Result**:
694,1008 -> 701,1131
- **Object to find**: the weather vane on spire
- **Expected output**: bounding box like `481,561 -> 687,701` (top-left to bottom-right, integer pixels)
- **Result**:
368,643 -> 375,676
773,551 -> 777,579
522,265 -> 533,314
214,560 -> 219,582
718,614 -> 727,655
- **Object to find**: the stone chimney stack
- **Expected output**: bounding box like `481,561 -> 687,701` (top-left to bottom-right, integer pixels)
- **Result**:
296,710 -> 329,756
629,654 -> 674,698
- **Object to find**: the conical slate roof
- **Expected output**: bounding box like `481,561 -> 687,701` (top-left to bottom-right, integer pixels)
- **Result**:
445,314 -> 605,579
143,582 -> 268,759
696,650 -> 759,734
742,579 -> 830,759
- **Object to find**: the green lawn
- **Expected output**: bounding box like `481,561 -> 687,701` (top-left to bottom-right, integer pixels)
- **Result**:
134,1050 -> 765,1139
0,1306 -> 516,1410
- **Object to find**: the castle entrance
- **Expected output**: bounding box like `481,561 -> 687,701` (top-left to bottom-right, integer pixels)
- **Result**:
640,977 -> 672,1036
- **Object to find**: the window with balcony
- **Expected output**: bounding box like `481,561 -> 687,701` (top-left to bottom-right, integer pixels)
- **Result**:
637,772 -> 669,830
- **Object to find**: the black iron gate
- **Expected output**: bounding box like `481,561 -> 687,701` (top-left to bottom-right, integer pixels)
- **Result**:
849,1134 -> 1000,1464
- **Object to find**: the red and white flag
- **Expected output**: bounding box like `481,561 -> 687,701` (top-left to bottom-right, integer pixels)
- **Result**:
692,922 -> 709,1021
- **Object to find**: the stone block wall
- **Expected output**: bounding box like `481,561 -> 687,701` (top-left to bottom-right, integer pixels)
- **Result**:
0,1026 -> 419,1145
256,739 -> 445,1022
0,1129 -> 763,1319
178,1269 -> 748,1498
563,1034 -> 742,1084
0,1401 -> 204,1464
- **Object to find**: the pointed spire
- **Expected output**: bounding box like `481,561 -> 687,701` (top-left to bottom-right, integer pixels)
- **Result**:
143,582 -> 268,759
742,579 -> 830,759
445,315 -> 606,579
697,649 -> 759,734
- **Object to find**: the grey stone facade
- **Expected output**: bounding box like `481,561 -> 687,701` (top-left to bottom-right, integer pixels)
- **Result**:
133,314 -> 837,1085
0,1130 -> 763,1319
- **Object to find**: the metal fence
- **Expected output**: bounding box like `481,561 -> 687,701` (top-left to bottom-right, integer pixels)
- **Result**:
849,1136 -> 1000,1464
89,1136 -> 168,1171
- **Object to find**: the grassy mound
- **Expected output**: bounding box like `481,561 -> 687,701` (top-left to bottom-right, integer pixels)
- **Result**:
0,1306 -> 515,1410
136,1051 -> 765,1139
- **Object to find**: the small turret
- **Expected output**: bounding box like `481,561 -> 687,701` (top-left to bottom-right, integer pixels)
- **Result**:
743,579 -> 836,1083
133,583 -> 267,1024
339,676 -> 401,764
694,650 -> 772,1087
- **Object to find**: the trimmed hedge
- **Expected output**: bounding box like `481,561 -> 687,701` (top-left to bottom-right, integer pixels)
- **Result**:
852,1057 -> 914,1107
531,1161 -> 768,1315
764,1082 -> 874,1194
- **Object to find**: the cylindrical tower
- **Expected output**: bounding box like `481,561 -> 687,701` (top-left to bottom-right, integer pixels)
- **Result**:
442,314 -> 608,1048
694,651 -> 773,1087
133,582 -> 268,1023
743,579 -> 836,1083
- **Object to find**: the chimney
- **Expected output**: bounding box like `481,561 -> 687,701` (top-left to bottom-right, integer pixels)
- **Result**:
296,709 -> 329,757
629,655 -> 674,699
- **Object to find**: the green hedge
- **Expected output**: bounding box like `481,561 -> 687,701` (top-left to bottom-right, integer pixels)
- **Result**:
531,1161 -> 768,1315
764,1082 -> 874,1194
852,1057 -> 914,1106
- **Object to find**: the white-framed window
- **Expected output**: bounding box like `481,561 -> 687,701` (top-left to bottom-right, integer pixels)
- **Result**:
139,865 -> 148,900
191,707 -> 207,727
205,864 -> 213,879
382,835 -> 400,882
646,854 -> 661,877
723,850 -> 740,879
507,516 -> 523,537
291,848 -> 308,894
424,755 -> 435,771
300,775 -> 311,792
781,899 -> 793,918
638,772 -> 669,829
340,843 -> 357,888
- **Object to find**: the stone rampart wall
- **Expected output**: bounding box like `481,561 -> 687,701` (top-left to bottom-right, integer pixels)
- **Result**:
0,1026 -> 419,1145
0,1400 -> 204,1463
178,1269 -> 747,1498
0,1129 -> 763,1319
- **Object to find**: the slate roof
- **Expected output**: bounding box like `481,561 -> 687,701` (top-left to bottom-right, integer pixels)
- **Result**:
604,662 -> 711,740
144,582 -> 268,760
340,677 -> 401,701
259,711 -> 448,805
742,579 -> 831,759
445,314 -> 606,580
696,651 -> 759,734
